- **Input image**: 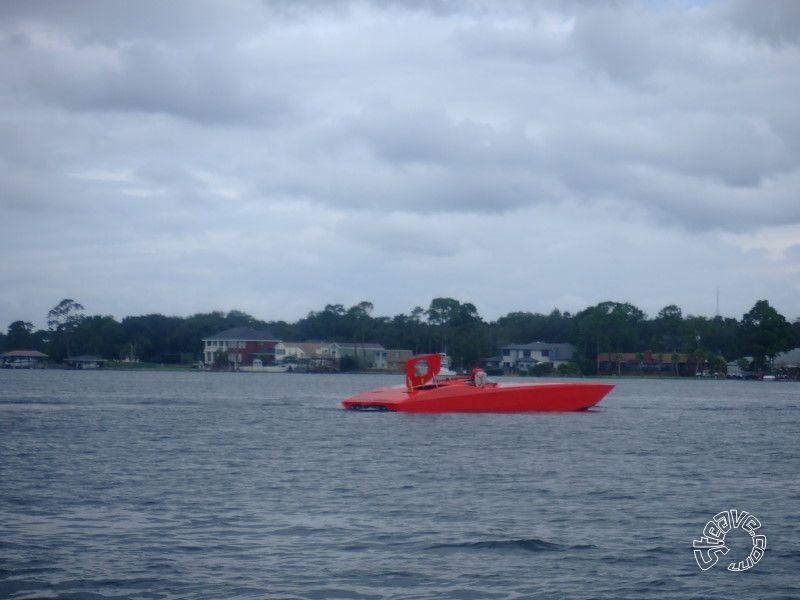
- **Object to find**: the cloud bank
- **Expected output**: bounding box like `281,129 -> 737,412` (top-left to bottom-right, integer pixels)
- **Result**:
1,0 -> 798,329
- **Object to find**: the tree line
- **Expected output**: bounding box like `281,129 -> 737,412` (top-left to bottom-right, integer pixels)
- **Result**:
1,297 -> 798,374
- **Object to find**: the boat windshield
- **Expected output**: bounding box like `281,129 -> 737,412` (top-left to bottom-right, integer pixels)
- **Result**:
414,360 -> 430,377
405,354 -> 442,390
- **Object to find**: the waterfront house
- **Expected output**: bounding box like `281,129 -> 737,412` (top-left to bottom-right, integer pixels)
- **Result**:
482,355 -> 504,375
202,327 -> 282,368
501,342 -> 576,372
323,342 -> 389,369
597,351 -> 689,376
726,359 -> 746,379
386,349 -> 413,372
767,348 -> 799,379
1,350 -> 48,369
774,348 -> 800,371
281,342 -> 330,367
64,355 -> 106,369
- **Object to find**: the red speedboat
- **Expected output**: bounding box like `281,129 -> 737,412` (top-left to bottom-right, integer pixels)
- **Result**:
342,354 -> 614,413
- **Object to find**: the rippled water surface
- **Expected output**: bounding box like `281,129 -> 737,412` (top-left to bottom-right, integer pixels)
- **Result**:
1,370 -> 798,599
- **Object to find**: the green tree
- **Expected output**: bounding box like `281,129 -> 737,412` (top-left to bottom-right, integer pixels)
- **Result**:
739,300 -> 793,371
492,309 -> 572,346
557,362 -> 582,376
671,352 -> 680,376
46,299 -> 85,359
299,304 -> 346,340
225,309 -> 260,327
425,298 -> 463,329
122,314 -> 185,362
385,309 -> 430,355
72,315 -> 125,358
346,301 -> 375,343
707,353 -> 727,375
691,348 -> 708,375
649,304 -> 683,351
531,362 -> 554,376
737,357 -> 752,374
5,321 -> 36,350
573,301 -> 646,373
426,297 -> 463,353
425,298 -> 485,368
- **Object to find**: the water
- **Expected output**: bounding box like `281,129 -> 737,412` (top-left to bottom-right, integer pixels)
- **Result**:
1,370 -> 798,599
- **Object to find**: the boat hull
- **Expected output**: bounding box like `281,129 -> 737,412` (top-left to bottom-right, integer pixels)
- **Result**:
343,381 -> 614,413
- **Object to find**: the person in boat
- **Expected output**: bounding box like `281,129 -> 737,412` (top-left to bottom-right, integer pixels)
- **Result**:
469,367 -> 488,387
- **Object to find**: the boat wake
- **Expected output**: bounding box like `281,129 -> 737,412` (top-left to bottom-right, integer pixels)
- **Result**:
428,537 -> 580,553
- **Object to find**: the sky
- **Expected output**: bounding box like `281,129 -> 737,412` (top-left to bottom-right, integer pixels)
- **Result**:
1,0 -> 799,331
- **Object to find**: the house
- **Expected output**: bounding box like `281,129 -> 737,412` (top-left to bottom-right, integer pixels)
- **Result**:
202,327 -> 282,367
482,355 -> 504,375
64,355 -> 106,369
1,350 -> 48,369
280,342 -> 332,369
774,348 -> 800,369
386,349 -> 413,372
280,342 -> 407,371
323,342 -> 388,369
501,342 -> 576,372
597,351 -> 690,376
773,348 -> 800,379
726,359 -> 746,379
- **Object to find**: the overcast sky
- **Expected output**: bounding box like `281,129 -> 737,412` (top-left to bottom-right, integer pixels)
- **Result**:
1,0 -> 799,331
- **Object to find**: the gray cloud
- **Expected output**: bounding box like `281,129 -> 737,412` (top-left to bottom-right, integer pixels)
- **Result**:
720,0 -> 800,46
1,0 -> 798,328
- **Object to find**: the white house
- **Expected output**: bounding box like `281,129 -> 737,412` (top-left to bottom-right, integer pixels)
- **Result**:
280,342 -> 329,367
323,342 -> 388,369
501,342 -> 576,371
774,348 -> 800,370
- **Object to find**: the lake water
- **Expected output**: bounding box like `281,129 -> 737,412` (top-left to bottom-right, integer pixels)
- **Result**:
1,370 -> 798,599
